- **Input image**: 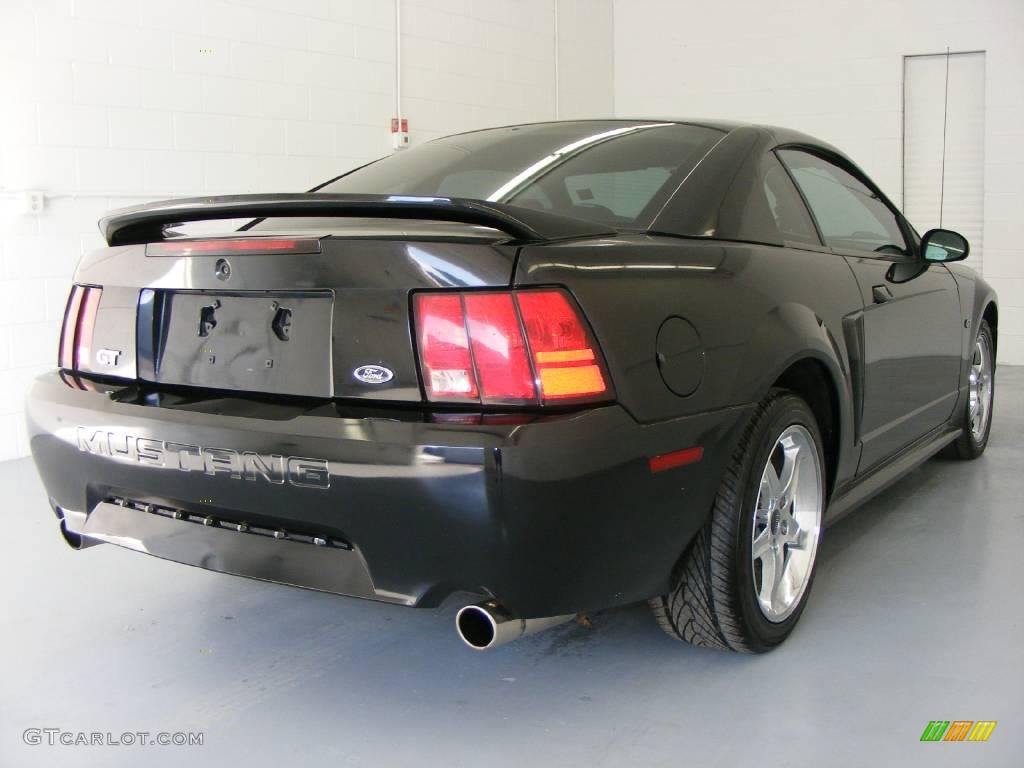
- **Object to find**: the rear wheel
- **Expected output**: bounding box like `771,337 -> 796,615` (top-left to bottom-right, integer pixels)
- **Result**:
651,391 -> 826,652
943,320 -> 995,460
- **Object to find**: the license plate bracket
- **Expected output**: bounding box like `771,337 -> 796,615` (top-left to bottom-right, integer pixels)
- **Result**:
148,290 -> 334,397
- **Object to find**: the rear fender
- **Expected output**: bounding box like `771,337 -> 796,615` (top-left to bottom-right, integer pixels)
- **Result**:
740,302 -> 857,486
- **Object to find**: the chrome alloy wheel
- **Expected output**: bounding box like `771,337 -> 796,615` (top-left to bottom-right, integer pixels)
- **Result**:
751,425 -> 823,623
969,334 -> 994,442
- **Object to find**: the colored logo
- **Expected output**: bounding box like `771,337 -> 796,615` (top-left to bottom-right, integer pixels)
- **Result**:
353,365 -> 394,384
920,721 -> 997,742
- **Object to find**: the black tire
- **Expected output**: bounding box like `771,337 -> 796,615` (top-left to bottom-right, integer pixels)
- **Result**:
651,390 -> 826,653
942,320 -> 995,460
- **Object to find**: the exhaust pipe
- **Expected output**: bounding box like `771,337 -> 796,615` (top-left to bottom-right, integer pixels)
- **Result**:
455,601 -> 574,650
54,506 -> 100,550
59,519 -> 99,550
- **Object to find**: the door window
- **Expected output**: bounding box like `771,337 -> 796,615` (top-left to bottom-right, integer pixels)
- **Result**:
777,149 -> 907,255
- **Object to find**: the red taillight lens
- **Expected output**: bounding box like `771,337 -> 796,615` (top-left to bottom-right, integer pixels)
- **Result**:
515,291 -> 607,400
58,286 -> 85,369
414,289 -> 610,406
415,294 -> 478,400
464,293 -> 535,404
144,238 -> 321,257
58,285 -> 102,371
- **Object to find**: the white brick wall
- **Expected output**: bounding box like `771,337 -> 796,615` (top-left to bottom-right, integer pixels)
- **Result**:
0,0 -> 614,460
614,0 -> 1024,365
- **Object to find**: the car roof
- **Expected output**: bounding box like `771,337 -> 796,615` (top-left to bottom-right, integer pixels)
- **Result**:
440,117 -> 741,137
440,118 -> 853,170
443,118 -> 835,148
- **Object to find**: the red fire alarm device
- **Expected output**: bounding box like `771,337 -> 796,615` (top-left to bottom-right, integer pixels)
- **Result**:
391,118 -> 409,150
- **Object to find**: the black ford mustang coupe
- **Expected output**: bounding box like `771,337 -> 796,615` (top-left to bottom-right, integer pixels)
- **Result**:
27,120 -> 997,653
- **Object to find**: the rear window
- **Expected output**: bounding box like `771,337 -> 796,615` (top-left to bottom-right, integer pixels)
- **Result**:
316,122 -> 723,228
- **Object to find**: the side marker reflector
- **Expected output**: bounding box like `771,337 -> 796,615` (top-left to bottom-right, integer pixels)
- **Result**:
649,446 -> 704,473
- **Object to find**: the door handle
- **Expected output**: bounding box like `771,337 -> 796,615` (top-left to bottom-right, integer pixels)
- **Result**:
872,285 -> 894,303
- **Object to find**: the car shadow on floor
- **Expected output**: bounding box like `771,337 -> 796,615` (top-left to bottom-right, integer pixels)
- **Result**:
179,448 -> 957,684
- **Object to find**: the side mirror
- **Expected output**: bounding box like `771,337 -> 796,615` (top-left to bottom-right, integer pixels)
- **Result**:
920,228 -> 969,263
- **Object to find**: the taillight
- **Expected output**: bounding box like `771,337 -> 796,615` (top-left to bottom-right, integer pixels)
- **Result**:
516,291 -> 607,400
58,286 -> 85,369
415,294 -> 478,400
413,288 -> 611,406
58,285 -> 102,371
465,293 -> 534,403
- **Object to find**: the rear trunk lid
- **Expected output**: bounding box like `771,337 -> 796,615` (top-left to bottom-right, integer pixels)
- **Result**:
70,194 -> 612,402
69,194 -> 614,402
77,228 -> 519,402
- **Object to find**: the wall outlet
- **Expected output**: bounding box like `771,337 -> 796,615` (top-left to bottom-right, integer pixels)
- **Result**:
18,191 -> 45,215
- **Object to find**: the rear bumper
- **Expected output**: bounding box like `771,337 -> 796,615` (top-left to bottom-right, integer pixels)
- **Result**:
26,371 -> 750,618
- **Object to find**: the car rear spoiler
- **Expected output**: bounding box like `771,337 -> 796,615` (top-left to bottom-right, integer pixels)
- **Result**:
98,193 -> 617,246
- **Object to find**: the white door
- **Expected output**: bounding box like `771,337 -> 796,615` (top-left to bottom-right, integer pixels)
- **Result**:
903,51 -> 985,272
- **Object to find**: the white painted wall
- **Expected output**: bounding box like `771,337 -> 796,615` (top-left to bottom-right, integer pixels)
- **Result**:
0,0 -> 613,461
614,0 -> 1024,364
399,0 -> 613,141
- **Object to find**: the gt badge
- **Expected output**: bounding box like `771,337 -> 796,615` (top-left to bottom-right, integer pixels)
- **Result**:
95,348 -> 122,367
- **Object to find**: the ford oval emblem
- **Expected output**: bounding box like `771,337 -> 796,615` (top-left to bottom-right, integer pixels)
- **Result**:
353,364 -> 394,385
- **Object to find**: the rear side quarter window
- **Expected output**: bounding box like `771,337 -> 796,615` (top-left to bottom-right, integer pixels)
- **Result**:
763,154 -> 820,247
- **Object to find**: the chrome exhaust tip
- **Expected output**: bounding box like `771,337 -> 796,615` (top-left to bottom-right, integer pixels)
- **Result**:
59,519 -> 91,549
55,507 -> 99,550
455,602 -> 574,650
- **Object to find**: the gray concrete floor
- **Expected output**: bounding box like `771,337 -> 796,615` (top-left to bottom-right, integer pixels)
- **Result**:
2,369 -> 1023,768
